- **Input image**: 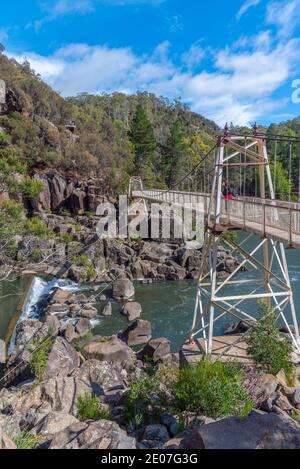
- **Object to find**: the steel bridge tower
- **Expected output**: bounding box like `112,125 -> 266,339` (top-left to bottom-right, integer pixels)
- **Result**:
189,125 -> 300,357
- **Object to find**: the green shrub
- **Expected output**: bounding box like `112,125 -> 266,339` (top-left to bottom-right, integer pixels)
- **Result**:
247,301 -> 294,377
172,359 -> 252,419
19,176 -> 43,199
25,216 -> 51,237
123,366 -> 178,427
76,392 -> 109,421
0,199 -> 24,220
56,232 -> 73,243
29,335 -> 53,382
30,248 -> 42,262
58,207 -> 71,217
10,430 -> 39,449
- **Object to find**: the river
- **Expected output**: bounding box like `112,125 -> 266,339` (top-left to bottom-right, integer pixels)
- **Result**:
1,234 -> 300,352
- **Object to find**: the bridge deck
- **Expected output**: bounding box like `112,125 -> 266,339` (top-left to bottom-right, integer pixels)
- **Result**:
133,190 -> 300,248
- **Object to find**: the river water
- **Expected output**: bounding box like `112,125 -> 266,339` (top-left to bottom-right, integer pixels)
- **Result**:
1,234 -> 300,352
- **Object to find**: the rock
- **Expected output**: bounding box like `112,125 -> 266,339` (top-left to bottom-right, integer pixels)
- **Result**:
140,338 -> 171,363
46,337 -> 80,379
276,369 -> 289,387
49,420 -> 136,449
121,302 -> 142,322
14,320 -> 49,348
119,319 -> 152,346
0,339 -> 6,363
160,414 -> 179,437
0,428 -> 17,449
112,279 -> 135,300
39,376 -> 91,415
49,173 -> 66,211
51,288 -> 70,304
142,424 -> 170,443
75,318 -> 91,337
31,174 -> 51,212
293,388 -> 300,405
141,242 -> 173,263
79,305 -> 98,319
76,359 -> 128,401
224,320 -> 255,335
83,335 -> 135,368
163,427 -> 204,450
33,412 -> 79,436
274,394 -> 293,411
194,412 -> 300,449
102,302 -> 112,317
64,323 -> 78,343
43,315 -> 60,335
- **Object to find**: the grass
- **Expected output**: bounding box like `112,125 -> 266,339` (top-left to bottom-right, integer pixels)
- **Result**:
291,410 -> 300,422
29,335 -> 53,383
76,392 -> 110,421
10,430 -> 39,449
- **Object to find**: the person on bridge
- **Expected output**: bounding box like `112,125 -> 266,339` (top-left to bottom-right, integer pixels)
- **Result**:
223,182 -> 235,200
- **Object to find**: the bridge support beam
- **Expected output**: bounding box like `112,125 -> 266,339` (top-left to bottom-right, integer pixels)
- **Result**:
189,127 -> 300,356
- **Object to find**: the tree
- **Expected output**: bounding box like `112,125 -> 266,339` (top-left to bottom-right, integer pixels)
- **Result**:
128,104 -> 156,179
161,120 -> 187,188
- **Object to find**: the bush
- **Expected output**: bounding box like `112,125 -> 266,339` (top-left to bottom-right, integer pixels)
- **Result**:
76,392 -> 109,421
25,216 -> 51,237
247,301 -> 294,378
123,366 -> 178,427
29,335 -> 53,382
10,430 -> 39,449
19,176 -> 43,199
172,359 -> 253,419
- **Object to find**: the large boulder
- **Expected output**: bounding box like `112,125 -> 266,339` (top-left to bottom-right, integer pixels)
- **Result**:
112,279 -> 135,300
139,338 -> 171,363
32,412 -> 79,437
121,302 -> 142,322
46,337 -> 80,379
101,302 -> 112,317
142,424 -> 170,444
119,319 -> 152,346
78,305 -> 98,319
49,420 -> 136,449
49,173 -> 66,211
75,359 -> 128,401
31,174 -> 51,212
67,189 -> 87,215
178,412 -> 300,449
83,335 -> 135,367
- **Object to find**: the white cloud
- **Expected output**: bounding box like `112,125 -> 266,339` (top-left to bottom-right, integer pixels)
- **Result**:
182,43 -> 205,69
8,27 -> 300,127
266,0 -> 300,37
236,0 -> 261,20
41,0 -> 163,18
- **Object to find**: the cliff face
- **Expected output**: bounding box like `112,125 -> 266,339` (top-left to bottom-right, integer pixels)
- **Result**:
30,171 -> 113,216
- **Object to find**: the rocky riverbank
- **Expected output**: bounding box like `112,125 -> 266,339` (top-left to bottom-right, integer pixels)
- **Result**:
1,277 -> 300,450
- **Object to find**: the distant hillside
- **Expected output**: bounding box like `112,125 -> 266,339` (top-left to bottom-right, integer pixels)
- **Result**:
0,51 -> 218,191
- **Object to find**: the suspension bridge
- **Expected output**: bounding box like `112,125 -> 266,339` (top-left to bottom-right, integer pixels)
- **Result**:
130,125 -> 300,364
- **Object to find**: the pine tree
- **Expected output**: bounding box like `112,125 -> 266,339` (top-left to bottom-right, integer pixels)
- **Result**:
128,104 -> 156,178
161,120 -> 186,187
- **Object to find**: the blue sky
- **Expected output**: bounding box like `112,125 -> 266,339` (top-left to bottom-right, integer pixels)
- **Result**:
1,0 -> 300,126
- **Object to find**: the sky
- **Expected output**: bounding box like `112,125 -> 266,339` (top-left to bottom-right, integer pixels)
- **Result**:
1,0 -> 300,126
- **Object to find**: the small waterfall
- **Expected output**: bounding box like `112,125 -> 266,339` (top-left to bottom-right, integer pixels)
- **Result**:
8,276 -> 78,353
